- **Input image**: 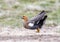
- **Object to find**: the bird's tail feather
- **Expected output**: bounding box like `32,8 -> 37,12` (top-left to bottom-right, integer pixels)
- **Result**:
29,10 -> 47,22
42,15 -> 47,21
38,10 -> 46,15
38,15 -> 47,28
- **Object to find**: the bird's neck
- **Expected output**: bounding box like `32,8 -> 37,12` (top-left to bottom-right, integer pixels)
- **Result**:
24,18 -> 28,22
23,19 -> 28,28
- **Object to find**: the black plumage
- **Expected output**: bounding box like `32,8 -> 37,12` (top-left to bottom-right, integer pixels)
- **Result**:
22,10 -> 47,32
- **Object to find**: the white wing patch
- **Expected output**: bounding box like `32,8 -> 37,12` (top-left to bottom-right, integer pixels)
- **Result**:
28,23 -> 34,27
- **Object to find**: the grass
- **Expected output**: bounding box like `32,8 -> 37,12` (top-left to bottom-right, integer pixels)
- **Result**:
0,0 -> 60,28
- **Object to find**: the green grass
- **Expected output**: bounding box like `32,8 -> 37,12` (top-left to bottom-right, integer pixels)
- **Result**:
0,0 -> 60,27
18,0 -> 38,3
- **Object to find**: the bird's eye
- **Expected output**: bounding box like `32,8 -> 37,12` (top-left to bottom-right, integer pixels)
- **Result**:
23,16 -> 24,17
23,16 -> 25,17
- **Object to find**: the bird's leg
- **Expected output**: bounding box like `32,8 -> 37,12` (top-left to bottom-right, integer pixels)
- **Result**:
36,28 -> 40,33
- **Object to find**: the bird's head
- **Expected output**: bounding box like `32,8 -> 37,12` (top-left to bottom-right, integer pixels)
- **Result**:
21,15 -> 28,22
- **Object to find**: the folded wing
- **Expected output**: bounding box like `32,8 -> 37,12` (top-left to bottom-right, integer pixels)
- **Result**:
28,10 -> 47,23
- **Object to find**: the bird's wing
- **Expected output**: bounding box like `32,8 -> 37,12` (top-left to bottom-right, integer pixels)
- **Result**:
26,10 -> 47,27
28,10 -> 46,23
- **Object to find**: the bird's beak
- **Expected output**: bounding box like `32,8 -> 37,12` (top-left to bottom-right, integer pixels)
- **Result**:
20,16 -> 23,19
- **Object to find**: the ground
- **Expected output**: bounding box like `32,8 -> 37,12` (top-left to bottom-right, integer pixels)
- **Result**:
0,0 -> 60,42
0,25 -> 60,42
